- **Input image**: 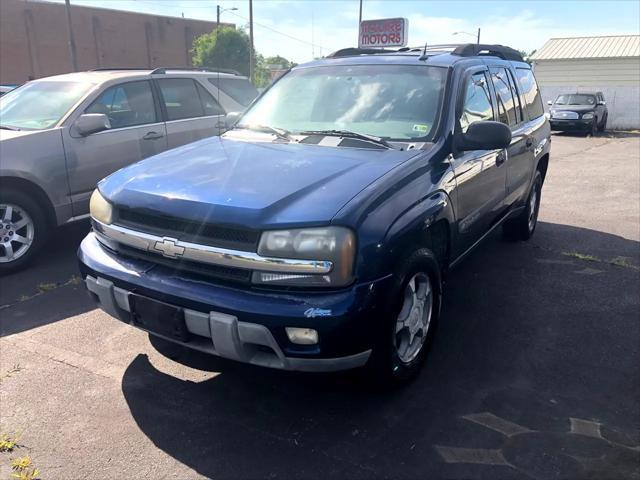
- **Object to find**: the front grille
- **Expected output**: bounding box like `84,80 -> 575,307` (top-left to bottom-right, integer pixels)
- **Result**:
116,208 -> 259,250
117,244 -> 252,284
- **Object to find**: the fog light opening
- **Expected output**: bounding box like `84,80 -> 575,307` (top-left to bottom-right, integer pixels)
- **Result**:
286,327 -> 319,345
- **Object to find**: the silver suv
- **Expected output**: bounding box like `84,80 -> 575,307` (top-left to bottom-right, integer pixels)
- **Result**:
0,68 -> 258,273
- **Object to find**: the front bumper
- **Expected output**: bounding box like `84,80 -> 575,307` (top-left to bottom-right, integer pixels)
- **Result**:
79,232 -> 392,372
549,118 -> 592,131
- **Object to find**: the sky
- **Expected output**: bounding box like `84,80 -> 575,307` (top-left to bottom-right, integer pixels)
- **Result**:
47,0 -> 640,63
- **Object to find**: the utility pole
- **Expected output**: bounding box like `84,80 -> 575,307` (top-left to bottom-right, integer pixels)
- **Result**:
358,0 -> 363,43
477,27 -> 481,45
64,0 -> 78,71
249,0 -> 254,84
216,5 -> 220,26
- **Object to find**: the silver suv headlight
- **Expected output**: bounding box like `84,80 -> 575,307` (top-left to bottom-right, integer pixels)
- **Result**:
89,189 -> 113,225
582,112 -> 594,120
254,227 -> 355,287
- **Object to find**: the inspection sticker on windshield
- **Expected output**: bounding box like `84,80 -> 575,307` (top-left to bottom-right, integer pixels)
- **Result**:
413,124 -> 429,133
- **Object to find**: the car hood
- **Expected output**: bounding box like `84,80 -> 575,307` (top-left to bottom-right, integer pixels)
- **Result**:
550,105 -> 596,113
99,136 -> 421,228
0,128 -> 54,141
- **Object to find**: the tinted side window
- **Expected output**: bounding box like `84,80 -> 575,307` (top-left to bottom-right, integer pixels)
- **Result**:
208,77 -> 259,107
460,72 -> 494,132
195,82 -> 225,116
86,81 -> 157,129
515,68 -> 544,120
506,69 -> 524,124
158,78 -> 205,121
490,68 -> 517,126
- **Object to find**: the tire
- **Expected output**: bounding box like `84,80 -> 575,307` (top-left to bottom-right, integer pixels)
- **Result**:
598,114 -> 607,132
363,249 -> 442,387
0,188 -> 50,274
587,119 -> 597,137
503,171 -> 542,242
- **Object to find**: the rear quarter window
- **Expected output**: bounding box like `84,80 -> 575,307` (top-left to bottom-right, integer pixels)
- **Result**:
515,68 -> 544,120
208,77 -> 259,107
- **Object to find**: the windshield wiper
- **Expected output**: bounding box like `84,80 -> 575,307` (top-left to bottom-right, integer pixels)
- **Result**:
235,124 -> 293,142
0,125 -> 19,131
299,129 -> 396,149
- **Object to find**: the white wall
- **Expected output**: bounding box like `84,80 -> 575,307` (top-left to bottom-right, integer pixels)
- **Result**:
533,58 -> 640,129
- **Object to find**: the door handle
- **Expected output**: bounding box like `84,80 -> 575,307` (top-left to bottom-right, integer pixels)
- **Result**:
143,131 -> 164,140
496,150 -> 507,166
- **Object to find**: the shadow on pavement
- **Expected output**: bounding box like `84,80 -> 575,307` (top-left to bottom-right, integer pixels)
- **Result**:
121,222 -> 640,480
0,220 -> 95,336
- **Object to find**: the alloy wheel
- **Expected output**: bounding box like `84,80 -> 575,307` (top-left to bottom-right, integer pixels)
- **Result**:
0,204 -> 35,264
395,272 -> 433,364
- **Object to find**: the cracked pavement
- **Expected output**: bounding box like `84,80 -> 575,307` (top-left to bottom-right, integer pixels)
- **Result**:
0,133 -> 639,479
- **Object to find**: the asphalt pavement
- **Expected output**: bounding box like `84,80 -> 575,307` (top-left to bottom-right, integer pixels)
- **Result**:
1,132 -> 638,480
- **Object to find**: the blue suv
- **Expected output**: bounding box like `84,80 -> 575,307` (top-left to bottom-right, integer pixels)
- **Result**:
79,44 -> 551,384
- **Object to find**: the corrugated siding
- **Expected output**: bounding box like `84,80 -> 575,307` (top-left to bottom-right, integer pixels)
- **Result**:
533,58 -> 640,86
531,36 -> 640,60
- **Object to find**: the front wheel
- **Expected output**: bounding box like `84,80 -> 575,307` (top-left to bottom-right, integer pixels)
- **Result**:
503,171 -> 542,241
0,189 -> 49,274
364,249 -> 441,386
598,114 -> 607,132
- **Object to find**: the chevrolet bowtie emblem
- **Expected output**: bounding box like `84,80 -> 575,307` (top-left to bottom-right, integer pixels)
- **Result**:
153,237 -> 185,258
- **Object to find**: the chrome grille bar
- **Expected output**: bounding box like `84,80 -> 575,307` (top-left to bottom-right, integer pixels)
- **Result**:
93,221 -> 333,275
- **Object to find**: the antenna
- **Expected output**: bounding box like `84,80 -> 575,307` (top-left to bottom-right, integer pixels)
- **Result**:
419,41 -> 429,61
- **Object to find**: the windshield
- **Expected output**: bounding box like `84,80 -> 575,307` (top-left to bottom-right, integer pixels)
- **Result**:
239,65 -> 448,142
554,94 -> 597,106
208,77 -> 259,107
0,81 -> 94,130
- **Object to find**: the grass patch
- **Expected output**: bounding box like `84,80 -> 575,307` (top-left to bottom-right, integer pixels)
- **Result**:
0,365 -> 24,384
10,456 -> 40,480
0,433 -> 20,452
563,251 -> 600,262
36,283 -> 57,293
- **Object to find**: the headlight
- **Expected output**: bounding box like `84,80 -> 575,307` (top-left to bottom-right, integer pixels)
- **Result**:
582,113 -> 594,120
89,189 -> 113,225
254,227 -> 355,287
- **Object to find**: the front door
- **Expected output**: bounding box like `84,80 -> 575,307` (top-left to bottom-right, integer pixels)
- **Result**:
62,80 -> 167,216
451,69 -> 508,256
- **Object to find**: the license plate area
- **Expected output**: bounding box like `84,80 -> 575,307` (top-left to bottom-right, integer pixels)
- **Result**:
130,294 -> 190,342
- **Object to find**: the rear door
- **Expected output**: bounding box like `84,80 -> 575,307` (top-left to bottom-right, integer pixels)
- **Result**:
62,79 -> 167,216
155,77 -> 226,149
450,68 -> 508,255
488,65 -> 533,207
513,67 -> 548,203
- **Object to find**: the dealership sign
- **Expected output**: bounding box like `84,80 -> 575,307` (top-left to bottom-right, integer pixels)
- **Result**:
358,18 -> 408,48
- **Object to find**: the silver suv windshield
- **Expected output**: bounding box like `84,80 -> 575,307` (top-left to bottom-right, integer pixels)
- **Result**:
0,81 -> 94,130
240,64 -> 447,142
554,94 -> 597,106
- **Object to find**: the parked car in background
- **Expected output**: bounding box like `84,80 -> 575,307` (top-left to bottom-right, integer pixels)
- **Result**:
548,92 -> 608,135
0,85 -> 18,96
79,44 -> 551,385
0,68 -> 258,273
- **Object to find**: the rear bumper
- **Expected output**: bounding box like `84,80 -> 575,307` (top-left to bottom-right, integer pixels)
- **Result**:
79,232 -> 392,372
550,118 -> 592,131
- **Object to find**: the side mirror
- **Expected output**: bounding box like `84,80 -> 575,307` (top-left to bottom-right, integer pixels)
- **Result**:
458,121 -> 512,151
598,100 -> 606,106
547,100 -> 553,106
224,111 -> 242,129
75,113 -> 110,136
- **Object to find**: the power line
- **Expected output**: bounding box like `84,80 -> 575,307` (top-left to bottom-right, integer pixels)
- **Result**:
225,10 -> 332,52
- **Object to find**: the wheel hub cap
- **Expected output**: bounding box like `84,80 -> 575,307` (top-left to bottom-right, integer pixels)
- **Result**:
0,204 -> 35,264
395,273 -> 433,364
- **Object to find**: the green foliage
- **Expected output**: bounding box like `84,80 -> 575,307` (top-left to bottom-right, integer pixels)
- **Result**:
192,26 -> 251,77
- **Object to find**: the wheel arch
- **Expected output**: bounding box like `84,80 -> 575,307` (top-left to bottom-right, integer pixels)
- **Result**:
536,153 -> 550,183
0,176 -> 57,227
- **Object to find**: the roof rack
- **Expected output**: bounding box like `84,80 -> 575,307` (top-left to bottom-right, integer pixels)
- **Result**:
452,44 -> 524,61
326,47 -> 398,58
150,66 -> 242,76
90,67 -> 242,76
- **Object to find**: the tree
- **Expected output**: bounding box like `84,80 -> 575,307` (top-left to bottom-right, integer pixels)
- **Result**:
192,26 -> 251,77
253,55 -> 297,88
